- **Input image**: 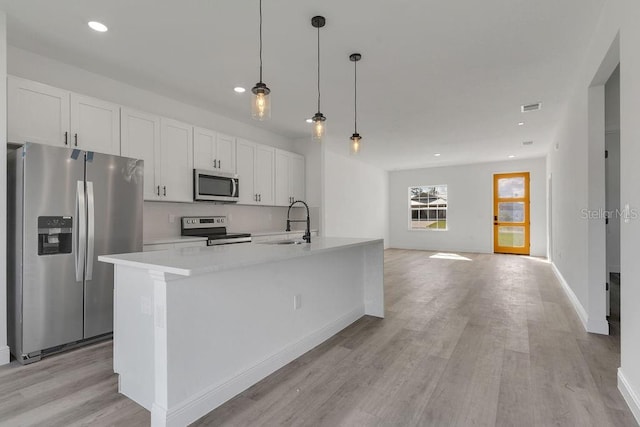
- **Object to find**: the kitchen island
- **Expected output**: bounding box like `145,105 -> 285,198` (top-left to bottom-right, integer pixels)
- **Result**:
99,237 -> 384,427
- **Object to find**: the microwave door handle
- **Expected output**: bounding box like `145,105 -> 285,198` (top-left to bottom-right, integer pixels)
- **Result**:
75,181 -> 86,282
232,178 -> 238,197
86,181 -> 95,280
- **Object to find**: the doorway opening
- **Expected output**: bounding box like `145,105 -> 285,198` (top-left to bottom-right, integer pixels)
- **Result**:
605,65 -> 621,337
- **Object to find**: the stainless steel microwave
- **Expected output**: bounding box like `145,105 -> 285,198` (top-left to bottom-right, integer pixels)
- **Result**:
193,169 -> 239,202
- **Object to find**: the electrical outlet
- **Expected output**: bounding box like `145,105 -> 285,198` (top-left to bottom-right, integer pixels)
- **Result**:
294,294 -> 302,310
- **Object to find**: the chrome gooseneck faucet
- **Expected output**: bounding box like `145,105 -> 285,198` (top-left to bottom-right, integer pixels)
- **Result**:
286,200 -> 311,243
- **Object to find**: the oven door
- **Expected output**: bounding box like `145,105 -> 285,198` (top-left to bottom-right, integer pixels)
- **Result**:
194,169 -> 239,202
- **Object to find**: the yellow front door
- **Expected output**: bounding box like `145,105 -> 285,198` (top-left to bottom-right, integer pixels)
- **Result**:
493,172 -> 530,255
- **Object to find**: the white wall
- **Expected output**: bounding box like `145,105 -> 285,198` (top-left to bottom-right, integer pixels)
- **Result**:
548,0 -> 640,421
0,12 -> 9,365
322,148 -> 389,245
388,157 -> 547,256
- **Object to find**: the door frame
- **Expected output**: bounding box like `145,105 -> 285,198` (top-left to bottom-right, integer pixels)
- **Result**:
493,172 -> 530,255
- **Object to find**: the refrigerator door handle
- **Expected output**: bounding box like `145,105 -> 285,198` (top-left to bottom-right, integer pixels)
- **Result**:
75,181 -> 86,282
86,181 -> 95,281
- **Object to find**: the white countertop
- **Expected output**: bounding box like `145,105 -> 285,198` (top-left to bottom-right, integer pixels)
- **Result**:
99,237 -> 383,277
143,236 -> 207,245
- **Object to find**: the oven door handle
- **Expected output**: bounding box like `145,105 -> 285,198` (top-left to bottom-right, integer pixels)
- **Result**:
232,178 -> 238,197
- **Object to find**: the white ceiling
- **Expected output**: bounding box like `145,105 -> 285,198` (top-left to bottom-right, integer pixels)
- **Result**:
0,0 -> 604,171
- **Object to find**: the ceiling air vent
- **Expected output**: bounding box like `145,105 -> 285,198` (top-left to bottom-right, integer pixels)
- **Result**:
521,102 -> 542,113
522,140 -> 534,146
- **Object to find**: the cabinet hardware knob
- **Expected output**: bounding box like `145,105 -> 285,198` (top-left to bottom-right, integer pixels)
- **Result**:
218,160 -> 221,169
259,194 -> 261,202
163,186 -> 167,196
157,185 -> 160,196
64,131 -> 68,145
74,133 -> 78,147
213,158 -> 217,168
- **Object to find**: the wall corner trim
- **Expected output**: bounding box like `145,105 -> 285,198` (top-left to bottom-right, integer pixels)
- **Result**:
618,368 -> 640,425
551,262 -> 610,335
551,262 -> 589,330
0,346 -> 10,366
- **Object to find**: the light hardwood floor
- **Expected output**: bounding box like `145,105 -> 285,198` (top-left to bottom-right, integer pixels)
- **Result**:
0,249 -> 636,426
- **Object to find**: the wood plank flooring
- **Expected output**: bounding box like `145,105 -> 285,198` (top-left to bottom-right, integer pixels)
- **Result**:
0,249 -> 636,426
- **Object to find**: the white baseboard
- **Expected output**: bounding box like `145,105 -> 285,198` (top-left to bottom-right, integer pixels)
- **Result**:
551,263 -> 589,330
159,306 -> 365,427
0,346 -> 10,366
618,368 -> 640,424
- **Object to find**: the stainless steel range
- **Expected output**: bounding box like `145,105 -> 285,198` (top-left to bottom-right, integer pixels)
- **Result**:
181,216 -> 251,245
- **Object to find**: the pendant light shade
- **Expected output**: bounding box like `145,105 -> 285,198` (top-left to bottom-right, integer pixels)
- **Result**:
251,0 -> 270,120
349,53 -> 362,154
311,16 -> 326,141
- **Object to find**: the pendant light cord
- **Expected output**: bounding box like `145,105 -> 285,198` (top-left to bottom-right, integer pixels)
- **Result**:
354,59 -> 358,133
317,25 -> 321,113
259,0 -> 263,83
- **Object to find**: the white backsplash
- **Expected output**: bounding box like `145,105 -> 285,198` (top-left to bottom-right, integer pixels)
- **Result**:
144,201 -> 320,241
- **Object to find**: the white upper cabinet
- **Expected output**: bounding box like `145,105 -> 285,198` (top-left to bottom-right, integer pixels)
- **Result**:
8,76 -> 70,147
290,153 -> 305,202
193,128 -> 236,173
70,94 -> 120,155
275,149 -> 305,206
121,108 -> 161,200
8,76 -> 120,155
255,144 -> 275,205
121,111 -> 193,202
236,139 -> 275,205
236,139 -> 257,205
160,118 -> 194,203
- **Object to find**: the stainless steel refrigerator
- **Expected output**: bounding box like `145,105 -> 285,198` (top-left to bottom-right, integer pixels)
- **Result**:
7,143 -> 143,364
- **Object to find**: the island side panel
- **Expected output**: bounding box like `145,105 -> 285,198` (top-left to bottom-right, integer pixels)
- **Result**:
364,241 -> 385,317
113,265 -> 156,410
161,245 -> 370,425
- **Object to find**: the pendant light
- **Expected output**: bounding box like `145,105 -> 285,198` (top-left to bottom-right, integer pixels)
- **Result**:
311,16 -> 326,141
251,0 -> 270,120
349,53 -> 362,154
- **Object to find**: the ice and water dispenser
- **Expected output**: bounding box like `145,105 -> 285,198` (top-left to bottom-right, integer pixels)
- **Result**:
37,216 -> 72,255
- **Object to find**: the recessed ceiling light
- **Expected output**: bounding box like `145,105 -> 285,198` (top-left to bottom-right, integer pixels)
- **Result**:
508,155 -> 516,158
518,122 -> 525,126
88,21 -> 108,32
434,153 -> 441,157
305,118 -> 313,123
234,86 -> 246,93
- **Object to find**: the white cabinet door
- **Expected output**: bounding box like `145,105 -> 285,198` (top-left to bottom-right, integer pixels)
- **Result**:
216,133 -> 236,173
236,139 -> 256,205
193,127 -> 217,171
121,108 -> 161,201
160,118 -> 193,202
193,129 -> 236,173
8,76 -> 70,147
255,145 -> 275,205
290,153 -> 306,202
70,94 -> 120,155
275,149 -> 291,206
274,150 -> 305,206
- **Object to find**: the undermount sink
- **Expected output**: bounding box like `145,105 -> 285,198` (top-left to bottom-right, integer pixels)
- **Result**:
260,239 -> 305,245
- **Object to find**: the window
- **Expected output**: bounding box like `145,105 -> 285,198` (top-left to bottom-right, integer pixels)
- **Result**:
409,185 -> 447,230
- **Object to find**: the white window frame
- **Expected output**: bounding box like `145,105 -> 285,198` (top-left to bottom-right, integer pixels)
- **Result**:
408,184 -> 448,231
